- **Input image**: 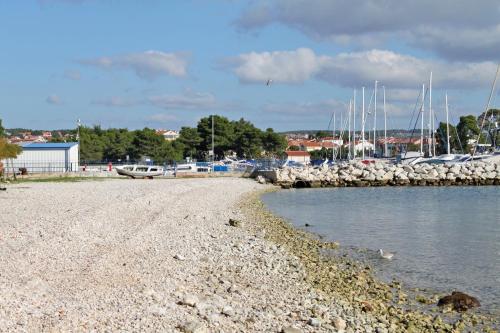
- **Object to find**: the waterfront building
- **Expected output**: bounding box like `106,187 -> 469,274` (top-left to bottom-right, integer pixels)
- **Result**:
285,150 -> 310,164
2,142 -> 79,173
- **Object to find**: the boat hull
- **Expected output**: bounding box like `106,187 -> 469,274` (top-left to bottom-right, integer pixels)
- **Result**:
116,165 -> 164,178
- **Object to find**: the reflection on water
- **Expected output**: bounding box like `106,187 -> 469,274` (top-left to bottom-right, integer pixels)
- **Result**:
262,186 -> 500,311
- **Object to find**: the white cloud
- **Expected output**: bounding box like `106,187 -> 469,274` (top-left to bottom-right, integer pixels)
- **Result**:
80,50 -> 189,80
91,96 -> 137,107
226,48 -> 498,89
148,90 -> 217,110
225,48 -> 328,84
236,0 -> 500,61
46,94 -> 63,105
63,69 -> 81,80
90,89 -> 221,112
148,114 -> 179,123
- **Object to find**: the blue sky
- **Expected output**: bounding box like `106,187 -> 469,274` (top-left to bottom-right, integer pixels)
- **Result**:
1,0 -> 499,131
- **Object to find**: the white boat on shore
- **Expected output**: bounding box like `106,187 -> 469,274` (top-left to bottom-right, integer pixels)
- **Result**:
116,165 -> 164,178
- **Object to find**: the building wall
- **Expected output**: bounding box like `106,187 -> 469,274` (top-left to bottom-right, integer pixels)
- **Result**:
288,155 -> 311,163
68,145 -> 79,171
4,146 -> 79,173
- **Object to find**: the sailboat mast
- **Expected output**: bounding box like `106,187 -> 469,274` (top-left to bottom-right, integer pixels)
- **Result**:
348,99 -> 352,160
428,72 -> 433,156
353,90 -> 356,158
333,112 -> 336,161
362,87 -> 365,160
420,84 -> 425,155
374,81 -> 378,157
340,112 -> 343,159
446,93 -> 450,155
383,86 -> 387,158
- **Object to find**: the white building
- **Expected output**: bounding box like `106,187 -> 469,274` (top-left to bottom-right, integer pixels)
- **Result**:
4,142 -> 79,173
353,140 -> 375,154
156,129 -> 179,141
285,150 -> 311,164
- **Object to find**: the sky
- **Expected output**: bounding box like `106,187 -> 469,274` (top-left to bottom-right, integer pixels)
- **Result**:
1,0 -> 500,132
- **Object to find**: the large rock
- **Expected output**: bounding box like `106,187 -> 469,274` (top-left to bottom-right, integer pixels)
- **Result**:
437,291 -> 480,312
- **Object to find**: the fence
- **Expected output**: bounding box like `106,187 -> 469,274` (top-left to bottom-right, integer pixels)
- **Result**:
1,160 -> 78,174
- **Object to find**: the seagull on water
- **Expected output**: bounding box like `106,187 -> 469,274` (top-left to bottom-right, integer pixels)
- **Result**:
379,249 -> 394,260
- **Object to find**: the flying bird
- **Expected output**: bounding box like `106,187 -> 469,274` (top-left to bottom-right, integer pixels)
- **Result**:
379,249 -> 394,260
266,79 -> 273,86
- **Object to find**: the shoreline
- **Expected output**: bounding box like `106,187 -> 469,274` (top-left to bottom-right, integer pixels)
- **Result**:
266,161 -> 500,189
241,188 -> 499,332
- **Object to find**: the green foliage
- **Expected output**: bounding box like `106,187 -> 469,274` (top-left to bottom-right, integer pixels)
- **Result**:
79,126 -> 105,161
457,115 -> 481,151
478,109 -> 500,147
0,138 -> 22,159
197,115 -> 235,159
178,127 -> 202,159
0,119 -> 4,137
288,145 -> 300,151
74,116 -> 287,163
232,118 -> 263,158
314,130 -> 331,139
435,122 -> 460,154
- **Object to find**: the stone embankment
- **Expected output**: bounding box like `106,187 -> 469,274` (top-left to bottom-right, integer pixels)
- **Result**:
269,161 -> 500,188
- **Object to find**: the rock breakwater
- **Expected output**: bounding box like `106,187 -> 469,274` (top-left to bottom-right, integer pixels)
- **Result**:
272,161 -> 500,188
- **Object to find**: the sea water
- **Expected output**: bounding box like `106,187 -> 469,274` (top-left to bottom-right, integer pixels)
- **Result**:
262,186 -> 500,311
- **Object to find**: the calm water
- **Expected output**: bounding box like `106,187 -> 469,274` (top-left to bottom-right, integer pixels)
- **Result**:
262,187 -> 500,310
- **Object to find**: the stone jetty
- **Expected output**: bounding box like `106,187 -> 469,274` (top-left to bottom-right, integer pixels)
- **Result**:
268,161 -> 500,188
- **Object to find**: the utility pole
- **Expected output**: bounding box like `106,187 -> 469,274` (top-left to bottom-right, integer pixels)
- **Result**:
77,118 -> 81,171
211,115 -> 215,165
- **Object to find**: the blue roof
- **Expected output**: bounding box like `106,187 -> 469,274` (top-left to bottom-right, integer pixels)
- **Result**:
21,142 -> 78,149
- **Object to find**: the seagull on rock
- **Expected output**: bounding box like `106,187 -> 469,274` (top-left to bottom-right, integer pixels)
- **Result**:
379,249 -> 394,260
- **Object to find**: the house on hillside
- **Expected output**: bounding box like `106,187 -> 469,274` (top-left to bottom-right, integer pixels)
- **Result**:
156,129 -> 179,141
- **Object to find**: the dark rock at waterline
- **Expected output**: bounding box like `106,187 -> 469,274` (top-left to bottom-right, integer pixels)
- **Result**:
437,291 -> 480,312
304,223 -> 312,227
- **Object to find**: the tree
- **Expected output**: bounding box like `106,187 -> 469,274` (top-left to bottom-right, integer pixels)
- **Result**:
103,129 -> 134,161
478,109 -> 500,147
262,128 -> 287,156
79,126 -> 105,161
128,128 -> 164,161
232,118 -> 263,158
457,115 -> 481,152
178,127 -> 202,159
314,130 -> 331,139
0,118 -> 4,137
0,138 -> 22,159
197,115 -> 234,159
0,138 -> 22,178
435,122 -> 460,154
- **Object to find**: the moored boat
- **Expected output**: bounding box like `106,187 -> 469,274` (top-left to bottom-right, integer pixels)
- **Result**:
116,165 -> 164,178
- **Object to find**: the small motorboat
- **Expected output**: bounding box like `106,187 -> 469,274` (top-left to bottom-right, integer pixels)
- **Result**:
116,165 -> 164,179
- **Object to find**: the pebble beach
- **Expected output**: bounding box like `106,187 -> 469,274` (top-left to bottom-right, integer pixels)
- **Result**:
0,178 -> 497,332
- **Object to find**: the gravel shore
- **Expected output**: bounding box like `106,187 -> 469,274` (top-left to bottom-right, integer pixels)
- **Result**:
0,178 -> 496,332
0,178 -> 345,332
